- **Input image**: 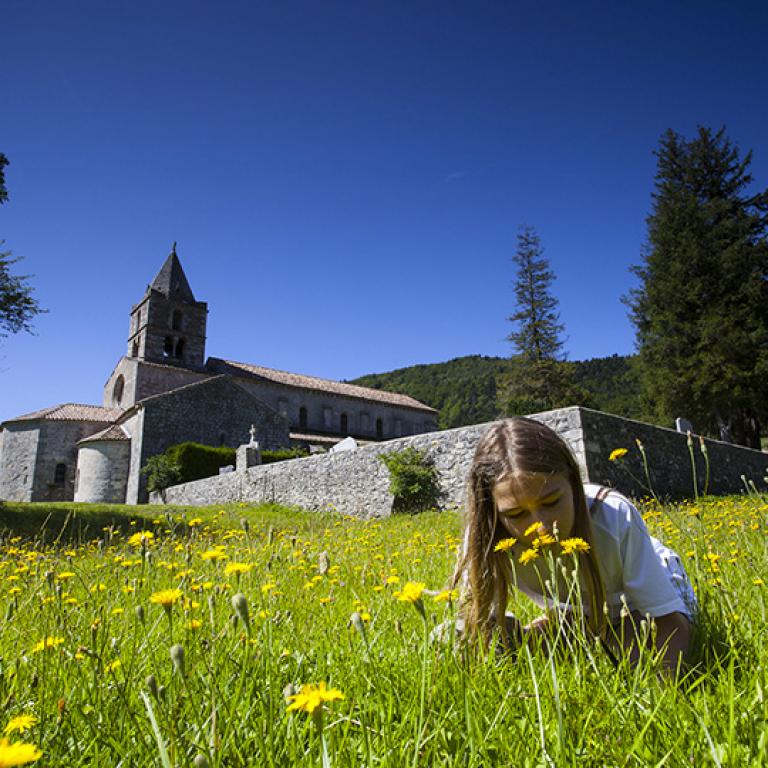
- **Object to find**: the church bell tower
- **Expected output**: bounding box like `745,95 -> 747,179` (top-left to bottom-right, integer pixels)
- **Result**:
127,244 -> 208,368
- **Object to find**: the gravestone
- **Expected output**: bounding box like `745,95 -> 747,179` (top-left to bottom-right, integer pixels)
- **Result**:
675,417 -> 693,434
330,436 -> 358,454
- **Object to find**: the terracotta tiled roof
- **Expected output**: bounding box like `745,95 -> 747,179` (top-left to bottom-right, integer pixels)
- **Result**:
207,358 -> 437,413
289,431 -> 345,445
78,424 -> 130,444
3,403 -> 122,425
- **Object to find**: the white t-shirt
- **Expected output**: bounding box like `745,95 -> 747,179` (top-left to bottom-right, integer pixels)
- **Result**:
510,484 -> 691,621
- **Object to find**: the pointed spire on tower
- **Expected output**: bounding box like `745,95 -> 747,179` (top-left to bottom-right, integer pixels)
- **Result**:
149,243 -> 196,302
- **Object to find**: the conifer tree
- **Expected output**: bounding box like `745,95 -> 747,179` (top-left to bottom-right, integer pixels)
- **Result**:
627,127 -> 768,447
499,227 -> 585,414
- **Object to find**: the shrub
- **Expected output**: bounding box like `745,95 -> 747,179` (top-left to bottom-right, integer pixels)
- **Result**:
261,447 -> 310,464
378,446 -> 441,514
141,455 -> 181,499
164,442 -> 236,484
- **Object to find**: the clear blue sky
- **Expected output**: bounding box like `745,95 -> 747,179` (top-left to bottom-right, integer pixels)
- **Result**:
2,0 -> 767,423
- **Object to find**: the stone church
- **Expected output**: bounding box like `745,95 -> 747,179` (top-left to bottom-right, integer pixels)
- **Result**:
0,248 -> 438,504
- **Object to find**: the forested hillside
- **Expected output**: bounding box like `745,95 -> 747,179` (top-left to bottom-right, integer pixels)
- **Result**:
349,353 -> 647,429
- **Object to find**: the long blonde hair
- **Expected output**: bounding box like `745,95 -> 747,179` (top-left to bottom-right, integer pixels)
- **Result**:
456,417 -> 606,643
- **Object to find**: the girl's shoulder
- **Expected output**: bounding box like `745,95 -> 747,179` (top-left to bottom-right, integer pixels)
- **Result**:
583,484 -> 646,538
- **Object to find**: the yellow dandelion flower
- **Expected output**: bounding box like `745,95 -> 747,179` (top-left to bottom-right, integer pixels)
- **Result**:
524,522 -> 543,538
149,589 -> 183,608
224,562 -> 253,576
493,537 -> 517,552
394,581 -> 425,603
561,538 -> 591,555
0,738 -> 42,766
127,531 -> 154,548
188,518 -> 203,527
519,548 -> 539,565
533,533 -> 556,548
261,582 -> 277,593
105,660 -> 121,674
754,578 -> 764,586
32,637 -> 63,653
201,548 -> 227,562
385,575 -> 400,585
433,589 -> 459,603
186,619 -> 203,630
609,448 -> 628,462
287,682 -> 344,716
56,572 -> 75,581
4,716 -> 37,736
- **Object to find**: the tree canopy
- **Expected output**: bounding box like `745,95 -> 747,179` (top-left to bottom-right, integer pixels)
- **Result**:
627,126 -> 768,447
0,153 -> 43,339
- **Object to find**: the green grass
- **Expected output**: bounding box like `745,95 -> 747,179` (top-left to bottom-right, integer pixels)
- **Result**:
0,496 -> 765,766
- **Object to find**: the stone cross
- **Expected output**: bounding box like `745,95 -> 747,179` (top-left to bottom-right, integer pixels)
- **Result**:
249,424 -> 257,445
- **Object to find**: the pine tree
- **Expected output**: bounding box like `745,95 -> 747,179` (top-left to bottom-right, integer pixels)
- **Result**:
499,227 -> 585,414
627,127 -> 768,447
507,227 -> 564,362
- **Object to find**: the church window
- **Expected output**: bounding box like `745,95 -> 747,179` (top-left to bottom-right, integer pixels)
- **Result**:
53,463 -> 67,486
171,309 -> 183,330
376,418 -> 383,439
340,413 -> 348,434
163,337 -> 174,358
174,338 -> 185,359
131,340 -> 139,357
299,406 -> 308,429
113,375 -> 125,406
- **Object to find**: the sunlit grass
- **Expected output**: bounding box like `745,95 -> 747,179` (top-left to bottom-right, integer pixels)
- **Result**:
0,495 -> 765,765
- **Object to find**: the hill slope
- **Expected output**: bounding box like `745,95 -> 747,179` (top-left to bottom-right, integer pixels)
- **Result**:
349,353 -> 644,429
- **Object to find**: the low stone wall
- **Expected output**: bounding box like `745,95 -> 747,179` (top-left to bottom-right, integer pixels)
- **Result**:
156,407 -> 768,516
157,408 -> 584,517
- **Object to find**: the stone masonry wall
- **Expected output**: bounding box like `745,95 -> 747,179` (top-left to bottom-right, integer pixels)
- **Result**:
157,406 -> 768,516
33,420 -> 114,502
226,374 -> 438,441
131,376 -> 290,503
0,424 -> 40,502
158,408 -> 584,517
580,408 -> 768,498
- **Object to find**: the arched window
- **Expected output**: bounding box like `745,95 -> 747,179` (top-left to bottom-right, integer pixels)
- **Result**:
163,337 -> 174,357
131,340 -> 139,357
174,338 -> 185,359
171,309 -> 183,330
113,375 -> 125,406
376,418 -> 383,439
340,413 -> 348,434
54,463 -> 67,486
299,406 -> 308,429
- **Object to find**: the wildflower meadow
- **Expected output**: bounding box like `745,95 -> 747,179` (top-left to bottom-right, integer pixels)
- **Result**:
0,494 -> 765,766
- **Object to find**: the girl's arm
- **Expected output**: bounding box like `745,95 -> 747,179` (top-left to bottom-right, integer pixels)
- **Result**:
653,611 -> 691,671
611,609 -> 691,672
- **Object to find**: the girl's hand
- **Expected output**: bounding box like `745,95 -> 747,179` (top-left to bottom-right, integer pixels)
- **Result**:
523,615 -> 549,634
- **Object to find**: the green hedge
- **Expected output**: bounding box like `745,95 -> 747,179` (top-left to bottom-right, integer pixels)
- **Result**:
261,447 -> 309,464
165,442 -> 236,484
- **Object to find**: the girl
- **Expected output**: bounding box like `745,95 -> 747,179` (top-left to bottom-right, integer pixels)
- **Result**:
456,417 -> 697,671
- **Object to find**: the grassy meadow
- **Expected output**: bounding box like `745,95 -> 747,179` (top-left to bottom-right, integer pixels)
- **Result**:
0,494 -> 765,766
